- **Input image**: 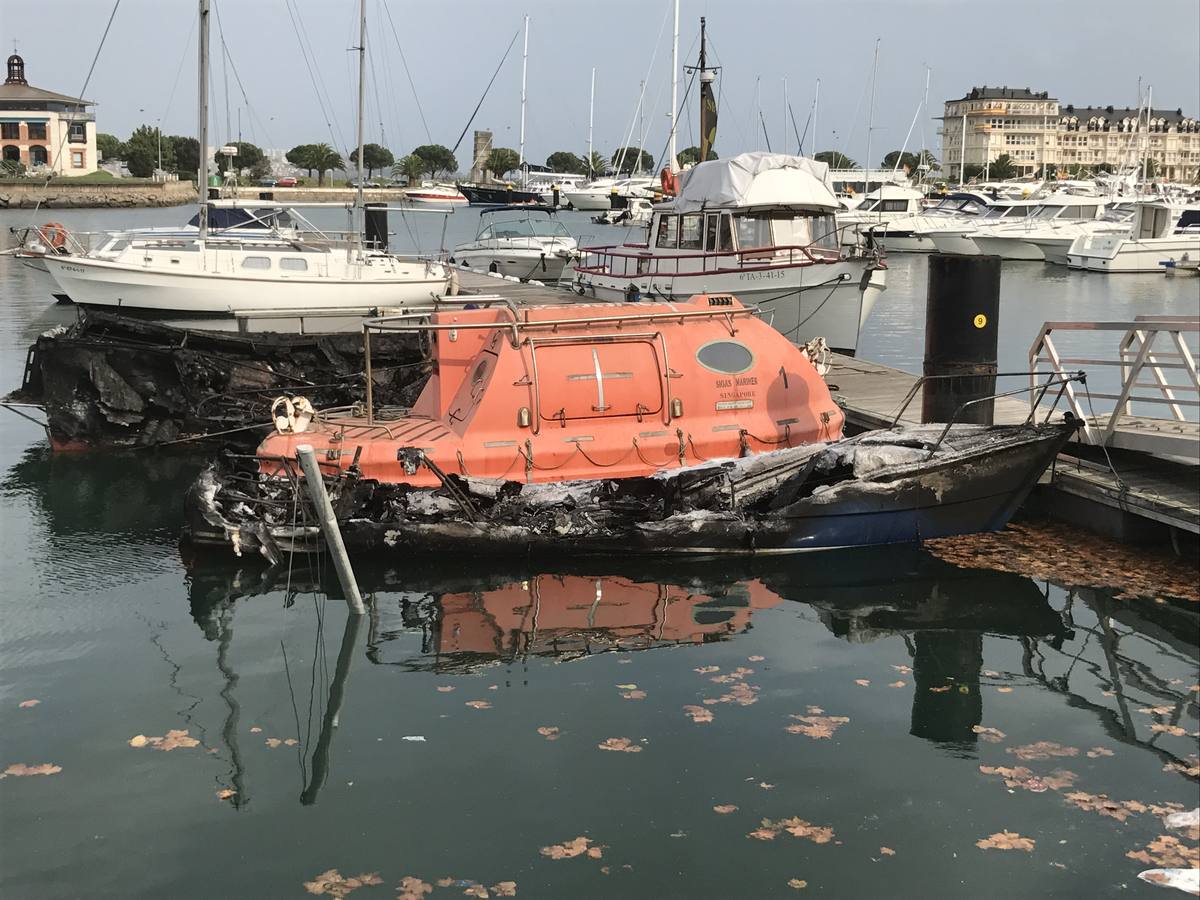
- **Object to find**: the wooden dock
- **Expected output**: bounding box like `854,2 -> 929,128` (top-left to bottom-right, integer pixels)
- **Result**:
827,352 -> 1200,539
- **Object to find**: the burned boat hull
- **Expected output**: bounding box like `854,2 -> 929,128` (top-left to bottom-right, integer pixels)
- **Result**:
6,310 -> 427,450
186,422 -> 1078,560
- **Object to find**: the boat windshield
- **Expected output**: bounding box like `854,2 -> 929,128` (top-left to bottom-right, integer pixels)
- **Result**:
479,217 -> 571,240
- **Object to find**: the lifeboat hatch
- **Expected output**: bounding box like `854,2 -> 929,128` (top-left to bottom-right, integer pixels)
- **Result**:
533,338 -> 665,424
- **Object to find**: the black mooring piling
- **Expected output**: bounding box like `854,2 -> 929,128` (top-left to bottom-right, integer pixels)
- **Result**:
364,202 -> 388,251
921,253 -> 1001,425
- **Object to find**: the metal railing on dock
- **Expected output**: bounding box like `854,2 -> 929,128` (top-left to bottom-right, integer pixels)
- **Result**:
1029,316 -> 1199,458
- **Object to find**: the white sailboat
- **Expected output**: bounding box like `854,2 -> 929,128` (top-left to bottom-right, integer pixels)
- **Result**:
40,0 -> 450,316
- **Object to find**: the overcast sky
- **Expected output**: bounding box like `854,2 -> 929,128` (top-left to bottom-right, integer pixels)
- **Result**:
4,0 -> 1198,170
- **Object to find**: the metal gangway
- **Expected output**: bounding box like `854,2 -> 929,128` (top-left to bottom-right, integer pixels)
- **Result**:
1030,316 -> 1199,462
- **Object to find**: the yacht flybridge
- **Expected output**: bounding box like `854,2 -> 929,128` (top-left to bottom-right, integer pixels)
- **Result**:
37,0 -> 450,316
836,184 -> 925,247
570,153 -> 886,355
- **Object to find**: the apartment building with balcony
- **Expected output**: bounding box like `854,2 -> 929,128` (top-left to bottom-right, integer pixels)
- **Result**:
941,85 -> 1199,182
0,53 -> 98,175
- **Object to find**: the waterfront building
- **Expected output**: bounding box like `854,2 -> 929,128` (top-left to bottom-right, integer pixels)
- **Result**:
941,86 -> 1199,182
0,52 -> 97,175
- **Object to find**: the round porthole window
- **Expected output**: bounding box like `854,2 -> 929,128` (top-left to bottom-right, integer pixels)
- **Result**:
696,340 -> 754,374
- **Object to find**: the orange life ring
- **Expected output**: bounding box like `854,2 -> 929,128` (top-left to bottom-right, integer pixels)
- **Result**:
659,167 -> 678,197
37,222 -> 68,251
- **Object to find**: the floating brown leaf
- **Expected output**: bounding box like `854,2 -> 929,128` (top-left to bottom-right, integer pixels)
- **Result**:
787,714 -> 850,740
806,705 -> 824,715
397,876 -> 434,899
880,847 -> 896,856
983,670 -> 1000,678
683,705 -> 714,724
888,681 -> 907,689
694,666 -> 720,674
2,763 -> 62,777
1138,706 -> 1173,716
929,686 -> 951,693
17,699 -> 39,709
463,886 -> 488,898
490,883 -> 516,897
996,687 -> 1014,694
216,789 -> 236,800
759,782 -> 775,790
750,817 -> 834,844
536,726 -> 561,741
979,765 -> 1076,793
250,726 -> 262,733
748,656 -> 765,662
787,879 -> 808,890
892,665 -> 913,675
464,701 -> 492,710
266,738 -> 282,749
616,683 -> 638,690
854,679 -> 871,687
1086,747 -> 1114,758
541,836 -> 597,860
1150,723 -> 1187,737
436,686 -> 456,693
436,878 -> 455,888
1063,791 -> 1141,822
711,667 -> 755,685
972,725 -> 1007,743
1126,835 -> 1200,869
713,805 -> 738,814
976,831 -> 1035,852
1162,756 -> 1200,778
621,690 -> 647,701
597,737 -> 642,753
586,847 -> 603,859
1007,741 -> 1079,761
302,869 -> 381,897
129,729 -> 200,752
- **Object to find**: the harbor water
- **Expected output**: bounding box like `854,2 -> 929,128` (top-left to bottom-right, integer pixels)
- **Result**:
0,207 -> 1197,899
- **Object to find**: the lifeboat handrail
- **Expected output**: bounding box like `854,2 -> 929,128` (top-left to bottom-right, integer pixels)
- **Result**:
359,304 -> 755,424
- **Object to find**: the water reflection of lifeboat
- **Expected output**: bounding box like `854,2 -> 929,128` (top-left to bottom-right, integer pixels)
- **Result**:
252,293 -> 843,487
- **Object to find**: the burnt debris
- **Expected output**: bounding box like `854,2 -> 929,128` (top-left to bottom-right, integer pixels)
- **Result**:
6,310 -> 428,450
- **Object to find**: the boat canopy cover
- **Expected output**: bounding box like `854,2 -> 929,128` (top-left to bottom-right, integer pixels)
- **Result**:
670,152 -> 837,213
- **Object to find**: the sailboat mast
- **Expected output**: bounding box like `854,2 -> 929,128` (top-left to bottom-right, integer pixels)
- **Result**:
1142,84 -> 1152,183
960,114 -> 967,185
196,0 -> 210,243
782,76 -> 788,154
668,0 -> 679,171
519,14 -> 528,186
864,38 -> 879,198
813,78 -> 819,158
355,0 -> 366,252
587,67 -> 595,177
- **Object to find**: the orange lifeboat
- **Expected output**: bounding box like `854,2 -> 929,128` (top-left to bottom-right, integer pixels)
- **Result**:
256,294 -> 844,487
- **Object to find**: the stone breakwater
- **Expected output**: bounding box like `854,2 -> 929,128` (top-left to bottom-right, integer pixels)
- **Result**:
0,181 -> 198,209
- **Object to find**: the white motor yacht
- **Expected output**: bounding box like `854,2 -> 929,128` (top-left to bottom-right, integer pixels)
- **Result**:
1067,201 -> 1200,272
569,152 -> 887,355
402,183 -> 468,206
562,177 -> 657,211
836,184 -> 926,247
971,196 -> 1109,260
863,191 -> 996,253
926,197 -> 1056,256
451,205 -> 578,281
1024,204 -> 1136,266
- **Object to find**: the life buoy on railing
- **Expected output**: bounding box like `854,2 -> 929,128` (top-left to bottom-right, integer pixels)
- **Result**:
36,222 -> 68,251
271,395 -> 315,434
659,167 -> 678,197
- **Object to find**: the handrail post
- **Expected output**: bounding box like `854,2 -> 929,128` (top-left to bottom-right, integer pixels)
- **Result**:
362,324 -> 374,425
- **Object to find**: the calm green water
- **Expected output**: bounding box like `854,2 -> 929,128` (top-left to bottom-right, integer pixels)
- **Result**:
0,207 -> 1197,899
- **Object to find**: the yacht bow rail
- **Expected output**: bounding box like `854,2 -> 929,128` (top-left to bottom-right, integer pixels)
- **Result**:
1029,316 -> 1199,454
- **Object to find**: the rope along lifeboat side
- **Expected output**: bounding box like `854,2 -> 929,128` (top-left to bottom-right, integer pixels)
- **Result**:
253,294 -> 845,487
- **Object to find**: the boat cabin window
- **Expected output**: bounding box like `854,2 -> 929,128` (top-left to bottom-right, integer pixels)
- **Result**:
1176,209 -> 1200,232
734,213 -> 774,251
679,214 -> 703,250
1056,205 -> 1097,220
704,214 -> 719,252
280,257 -> 308,272
696,340 -> 754,375
718,215 -> 734,252
655,214 -> 678,248
999,206 -> 1031,218
241,256 -> 271,270
865,199 -> 909,213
